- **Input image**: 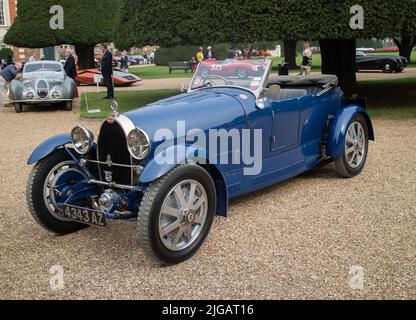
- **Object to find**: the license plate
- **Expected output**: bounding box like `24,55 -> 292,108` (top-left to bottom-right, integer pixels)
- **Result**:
60,205 -> 107,227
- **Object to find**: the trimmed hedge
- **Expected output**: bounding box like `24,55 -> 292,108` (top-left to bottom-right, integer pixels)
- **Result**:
155,44 -> 229,66
0,48 -> 14,60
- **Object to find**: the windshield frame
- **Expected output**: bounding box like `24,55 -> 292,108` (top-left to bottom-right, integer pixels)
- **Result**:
188,59 -> 272,98
23,62 -> 64,74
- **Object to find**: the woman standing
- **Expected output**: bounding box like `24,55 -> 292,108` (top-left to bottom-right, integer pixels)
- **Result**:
299,42 -> 313,76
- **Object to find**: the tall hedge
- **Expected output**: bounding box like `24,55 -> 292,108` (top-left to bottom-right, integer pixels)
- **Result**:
4,0 -> 118,68
154,44 -> 229,66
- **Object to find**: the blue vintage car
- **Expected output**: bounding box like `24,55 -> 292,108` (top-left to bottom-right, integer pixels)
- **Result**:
26,59 -> 374,265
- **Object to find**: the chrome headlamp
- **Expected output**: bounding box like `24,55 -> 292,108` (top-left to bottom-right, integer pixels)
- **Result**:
71,125 -> 94,155
127,128 -> 151,160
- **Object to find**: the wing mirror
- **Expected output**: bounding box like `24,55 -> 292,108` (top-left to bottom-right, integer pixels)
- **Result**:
255,98 -> 267,110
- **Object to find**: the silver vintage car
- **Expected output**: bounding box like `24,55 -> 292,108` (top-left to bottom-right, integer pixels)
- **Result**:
9,61 -> 76,113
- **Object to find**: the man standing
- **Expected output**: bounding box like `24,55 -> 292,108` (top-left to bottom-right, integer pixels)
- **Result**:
64,48 -> 78,98
64,48 -> 77,79
0,62 -> 22,107
204,46 -> 215,60
100,44 -> 114,100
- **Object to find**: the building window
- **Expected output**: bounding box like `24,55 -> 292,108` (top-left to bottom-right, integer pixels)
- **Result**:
0,0 -> 5,26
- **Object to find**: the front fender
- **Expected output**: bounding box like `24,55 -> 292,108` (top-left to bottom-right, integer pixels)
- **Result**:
327,105 -> 375,158
140,145 -> 215,183
27,134 -> 71,165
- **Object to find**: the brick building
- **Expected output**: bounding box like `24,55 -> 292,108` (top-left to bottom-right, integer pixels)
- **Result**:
0,0 -> 41,62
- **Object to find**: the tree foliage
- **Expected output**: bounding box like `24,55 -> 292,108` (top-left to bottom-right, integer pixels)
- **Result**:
115,0 -> 416,49
5,0 -> 117,48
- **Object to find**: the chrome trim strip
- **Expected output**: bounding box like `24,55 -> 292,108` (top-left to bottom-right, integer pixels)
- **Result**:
88,179 -> 135,191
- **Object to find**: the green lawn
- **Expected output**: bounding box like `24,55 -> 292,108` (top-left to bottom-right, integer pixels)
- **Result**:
80,89 -> 180,119
358,77 -> 416,118
129,65 -> 194,79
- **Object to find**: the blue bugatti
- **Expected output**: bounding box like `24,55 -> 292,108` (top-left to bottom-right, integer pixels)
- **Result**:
26,59 -> 374,265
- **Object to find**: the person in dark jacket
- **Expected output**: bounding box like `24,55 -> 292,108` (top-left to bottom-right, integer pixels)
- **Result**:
0,62 -> 22,107
120,50 -> 129,72
64,48 -> 78,97
100,44 -> 114,99
64,48 -> 77,79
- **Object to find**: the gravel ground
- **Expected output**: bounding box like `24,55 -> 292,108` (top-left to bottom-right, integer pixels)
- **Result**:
0,104 -> 415,300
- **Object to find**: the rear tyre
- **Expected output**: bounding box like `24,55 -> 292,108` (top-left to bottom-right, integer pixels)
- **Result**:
14,103 -> 23,113
27,149 -> 88,235
65,101 -> 73,111
138,164 -> 216,265
334,114 -> 369,178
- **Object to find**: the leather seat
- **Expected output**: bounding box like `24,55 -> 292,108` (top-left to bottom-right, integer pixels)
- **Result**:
266,86 -> 307,100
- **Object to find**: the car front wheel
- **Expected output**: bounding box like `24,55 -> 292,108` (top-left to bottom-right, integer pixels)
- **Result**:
382,62 -> 394,73
138,164 -> 216,265
334,114 -> 369,178
15,103 -> 23,113
27,149 -> 89,235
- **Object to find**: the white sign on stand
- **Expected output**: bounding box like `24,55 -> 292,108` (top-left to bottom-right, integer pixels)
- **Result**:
82,88 -> 101,114
94,74 -> 103,93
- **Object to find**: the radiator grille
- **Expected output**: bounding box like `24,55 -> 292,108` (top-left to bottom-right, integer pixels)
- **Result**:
97,121 -> 133,185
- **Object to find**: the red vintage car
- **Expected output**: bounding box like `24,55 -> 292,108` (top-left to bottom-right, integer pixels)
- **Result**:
197,59 -> 267,79
75,68 -> 142,87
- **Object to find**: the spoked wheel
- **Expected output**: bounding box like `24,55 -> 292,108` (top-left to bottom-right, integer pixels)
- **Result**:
334,115 -> 369,178
138,164 -> 216,265
27,149 -> 88,234
158,179 -> 208,252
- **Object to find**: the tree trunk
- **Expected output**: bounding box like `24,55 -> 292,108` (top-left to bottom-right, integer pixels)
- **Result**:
393,36 -> 416,63
75,44 -> 96,70
320,39 -> 357,96
283,39 -> 298,69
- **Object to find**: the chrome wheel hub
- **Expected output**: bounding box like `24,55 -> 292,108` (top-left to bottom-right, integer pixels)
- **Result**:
345,122 -> 366,169
158,180 -> 208,251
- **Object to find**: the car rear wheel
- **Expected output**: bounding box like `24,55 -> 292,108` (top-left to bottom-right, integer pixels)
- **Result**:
138,164 -> 216,265
334,115 -> 369,178
14,103 -> 23,113
65,101 -> 73,111
237,68 -> 248,79
382,62 -> 394,73
27,149 -> 88,235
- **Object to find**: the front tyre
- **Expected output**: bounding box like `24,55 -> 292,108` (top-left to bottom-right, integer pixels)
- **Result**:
334,114 -> 369,178
65,101 -> 73,111
26,149 -> 88,235
138,164 -> 216,265
15,103 -> 23,113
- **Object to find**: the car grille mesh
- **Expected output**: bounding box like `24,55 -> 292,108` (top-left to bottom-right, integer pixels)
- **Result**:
36,80 -> 48,98
98,121 -> 133,185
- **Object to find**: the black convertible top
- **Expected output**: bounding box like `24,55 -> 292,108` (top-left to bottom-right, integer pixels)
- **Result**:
267,74 -> 338,88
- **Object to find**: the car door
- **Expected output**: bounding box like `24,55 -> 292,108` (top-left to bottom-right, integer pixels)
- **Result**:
270,97 -> 300,152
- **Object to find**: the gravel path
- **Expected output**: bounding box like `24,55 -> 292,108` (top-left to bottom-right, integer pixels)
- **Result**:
0,105 -> 415,300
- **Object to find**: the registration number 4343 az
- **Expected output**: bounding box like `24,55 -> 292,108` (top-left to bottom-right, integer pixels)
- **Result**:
59,205 -> 107,227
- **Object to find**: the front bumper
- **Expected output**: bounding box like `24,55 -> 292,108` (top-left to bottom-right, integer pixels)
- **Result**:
11,99 -> 73,104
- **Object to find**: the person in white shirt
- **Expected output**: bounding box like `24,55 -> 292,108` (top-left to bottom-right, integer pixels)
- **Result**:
28,52 -> 37,63
299,42 -> 313,76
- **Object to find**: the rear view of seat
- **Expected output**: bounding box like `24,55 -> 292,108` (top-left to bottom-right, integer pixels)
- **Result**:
279,89 -> 307,100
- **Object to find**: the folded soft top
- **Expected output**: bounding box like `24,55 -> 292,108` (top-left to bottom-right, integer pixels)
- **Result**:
267,74 -> 338,88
